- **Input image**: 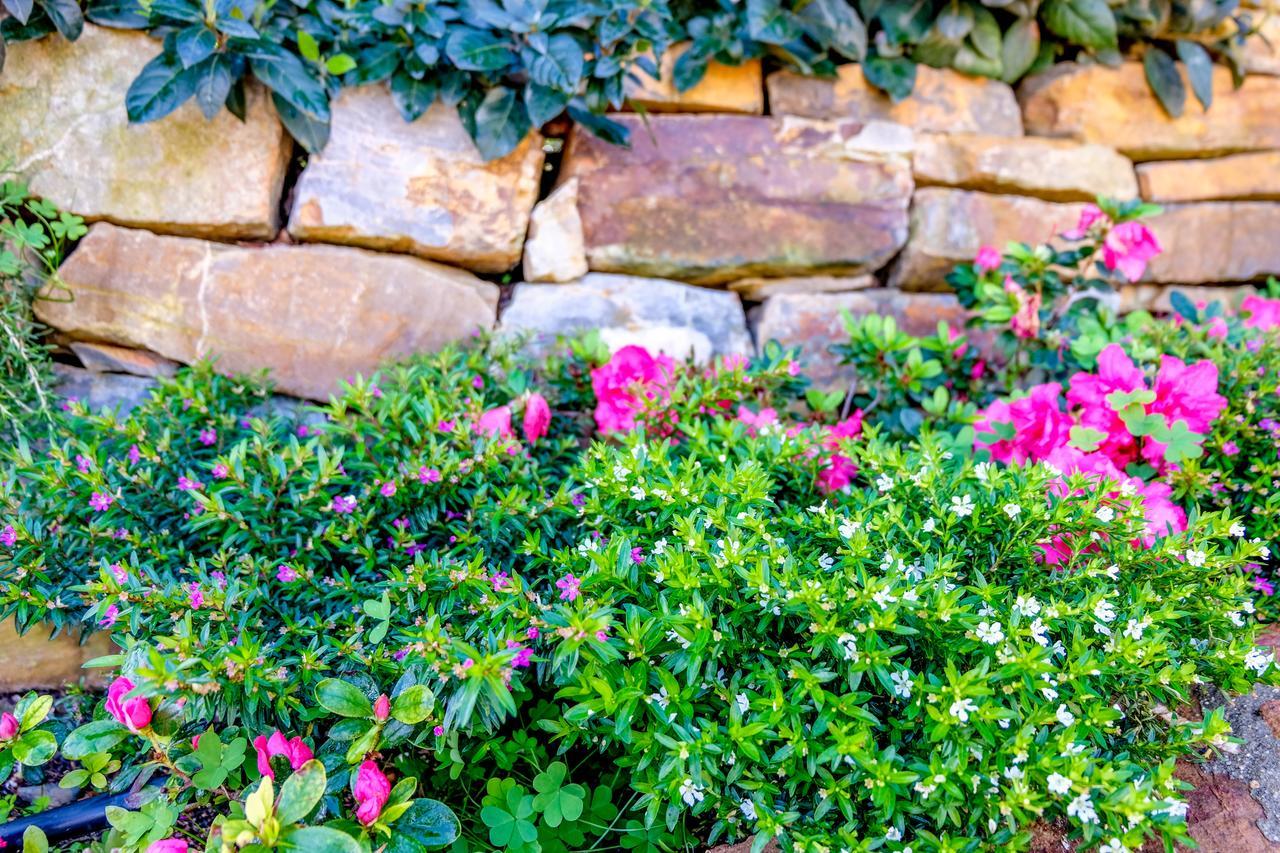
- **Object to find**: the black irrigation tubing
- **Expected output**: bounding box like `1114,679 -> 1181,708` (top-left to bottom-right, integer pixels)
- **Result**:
0,777 -> 165,849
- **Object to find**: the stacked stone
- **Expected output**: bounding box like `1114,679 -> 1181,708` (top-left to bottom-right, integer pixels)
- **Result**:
3,24 -> 1280,402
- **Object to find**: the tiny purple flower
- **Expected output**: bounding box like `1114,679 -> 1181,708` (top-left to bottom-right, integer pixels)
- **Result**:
437,420 -> 455,433
212,463 -> 229,479
490,572 -> 510,592
276,564 -> 299,583
127,445 -> 142,465
471,376 -> 484,390
379,481 -> 397,498
76,454 -> 93,473
1222,441 -> 1240,456
89,492 -> 114,512
506,640 -> 533,668
419,467 -> 441,484
556,573 -> 581,602
98,604 -> 119,628
527,626 -> 540,640
631,547 -> 645,565
198,428 -> 217,446
110,563 -> 127,583
571,494 -> 585,507
0,525 -> 15,548
332,495 -> 358,514
433,725 -> 444,736
595,630 -> 609,642
188,583 -> 204,610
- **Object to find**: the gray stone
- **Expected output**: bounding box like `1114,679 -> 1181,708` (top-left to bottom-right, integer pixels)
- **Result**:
54,364 -> 156,415
500,274 -> 752,362
288,88 -> 544,273
0,25 -> 291,240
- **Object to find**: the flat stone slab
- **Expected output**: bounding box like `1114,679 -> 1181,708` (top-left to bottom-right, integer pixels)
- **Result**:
560,114 -> 914,284
753,290 -> 968,390
889,189 -> 1088,291
1019,62 -> 1280,160
68,342 -> 179,378
768,64 -> 1022,135
53,364 -> 157,415
1145,203 -> 1280,284
500,274 -> 752,362
38,223 -> 498,400
728,274 -> 877,302
0,619 -> 113,690
0,25 -> 290,240
1137,152 -> 1280,202
913,133 -> 1137,202
288,89 -> 544,273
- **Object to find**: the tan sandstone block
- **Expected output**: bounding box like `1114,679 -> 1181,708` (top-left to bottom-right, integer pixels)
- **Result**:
0,25 -> 290,240
626,44 -> 764,114
1137,152 -> 1280,202
767,64 -> 1022,135
913,133 -> 1137,202
0,620 -> 113,690
38,223 -> 498,400
288,88 -> 544,273
1019,61 -> 1280,160
1144,202 -> 1280,283
523,179 -> 589,283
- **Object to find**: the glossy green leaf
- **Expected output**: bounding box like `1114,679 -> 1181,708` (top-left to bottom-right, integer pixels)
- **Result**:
1042,0 -> 1117,50
126,51 -> 201,122
316,678 -> 374,718
385,798 -> 461,851
276,759 -> 327,825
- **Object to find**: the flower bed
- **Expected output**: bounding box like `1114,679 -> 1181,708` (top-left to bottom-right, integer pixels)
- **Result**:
2,206 -> 1280,851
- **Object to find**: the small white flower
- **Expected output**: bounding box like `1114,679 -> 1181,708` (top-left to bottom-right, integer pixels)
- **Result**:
1094,600 -> 1117,623
976,621 -> 1005,644
1105,564 -> 1120,579
1099,839 -> 1128,853
837,633 -> 860,661
950,698 -> 978,722
1185,549 -> 1207,567
1246,647 -> 1272,675
1228,610 -> 1245,627
838,518 -> 861,539
740,800 -> 757,821
950,495 -> 975,518
654,538 -> 668,554
1123,617 -> 1150,641
874,589 -> 898,609
1067,792 -> 1098,824
1014,595 -> 1041,617
1030,618 -> 1049,647
975,461 -> 994,482
1046,773 -> 1072,796
922,518 -> 937,533
1230,522 -> 1246,538
876,474 -> 894,493
1056,704 -> 1076,727
1004,503 -> 1022,518
679,778 -> 704,807
818,554 -> 835,570
630,486 -> 646,500
1095,506 -> 1116,523
649,687 -> 670,709
885,827 -> 903,842
891,669 -> 913,699
1160,798 -> 1188,818
735,693 -> 749,715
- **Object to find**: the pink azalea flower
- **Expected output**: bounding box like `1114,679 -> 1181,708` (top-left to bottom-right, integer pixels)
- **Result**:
1010,287 -> 1042,340
253,731 -> 313,780
0,525 -> 15,547
523,393 -> 551,444
737,406 -> 778,435
974,399 -> 1016,464
374,694 -> 390,721
354,760 -> 391,825
556,573 -> 581,602
1242,295 -> 1280,330
276,564 -> 299,583
1008,384 -> 1072,463
145,840 -> 188,853
1142,356 -> 1227,468
1062,203 -> 1108,239
590,346 -> 675,435
476,406 -> 514,440
1134,480 -> 1187,547
822,412 -> 864,450
89,492 -> 114,512
1101,221 -> 1162,283
1066,344 -> 1147,468
816,455 -> 858,494
1205,316 -> 1229,339
973,245 -> 1002,273
105,677 -> 152,732
0,712 -> 19,741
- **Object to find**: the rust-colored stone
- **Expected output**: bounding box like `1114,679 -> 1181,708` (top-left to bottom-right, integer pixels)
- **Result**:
753,289 -> 969,390
914,133 -> 1137,202
0,619 -> 113,690
38,223 -> 498,400
288,88 -> 544,273
1019,62 -> 1280,160
560,114 -> 914,284
0,25 -> 290,240
1137,152 -> 1280,202
768,64 -> 1022,135
1173,761 -> 1280,852
1260,701 -> 1280,740
889,189 -> 1088,292
626,44 -> 763,114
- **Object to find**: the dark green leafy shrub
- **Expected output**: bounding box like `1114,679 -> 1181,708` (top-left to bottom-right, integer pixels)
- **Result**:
0,0 -> 1260,157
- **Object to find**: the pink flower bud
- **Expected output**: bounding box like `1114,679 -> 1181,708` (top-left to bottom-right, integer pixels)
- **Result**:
145,840 -> 189,853
105,677 -> 152,733
374,694 -> 391,721
0,712 -> 18,741
522,393 -> 551,444
354,760 -> 392,826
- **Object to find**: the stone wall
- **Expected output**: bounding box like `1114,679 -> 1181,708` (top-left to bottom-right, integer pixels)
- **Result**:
4,24 -> 1280,397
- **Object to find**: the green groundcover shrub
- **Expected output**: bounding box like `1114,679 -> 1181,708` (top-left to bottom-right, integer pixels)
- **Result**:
0,0 -> 1265,156
2,332 -> 1279,852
